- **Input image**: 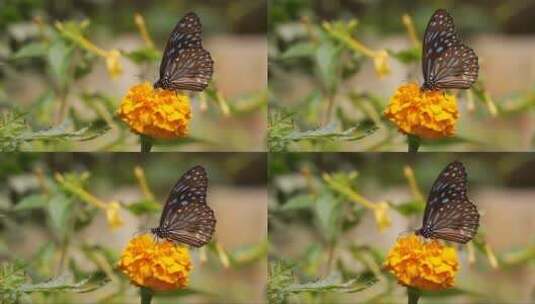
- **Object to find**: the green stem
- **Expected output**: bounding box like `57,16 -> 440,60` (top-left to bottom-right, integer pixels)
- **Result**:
407,134 -> 420,152
140,135 -> 153,153
407,287 -> 420,304
140,287 -> 153,304
323,94 -> 335,126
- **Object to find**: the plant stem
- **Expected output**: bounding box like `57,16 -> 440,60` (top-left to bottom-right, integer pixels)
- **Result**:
408,134 -> 420,152
323,94 -> 335,126
407,287 -> 420,304
140,135 -> 153,153
140,287 -> 153,304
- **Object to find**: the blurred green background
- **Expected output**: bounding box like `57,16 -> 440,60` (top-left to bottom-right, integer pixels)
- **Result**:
269,153 -> 535,303
0,0 -> 267,151
0,153 -> 267,303
269,0 -> 535,151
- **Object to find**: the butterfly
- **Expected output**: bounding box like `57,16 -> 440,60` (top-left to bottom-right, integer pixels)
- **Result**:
151,165 -> 216,247
421,9 -> 479,91
416,161 -> 480,244
153,12 -> 214,92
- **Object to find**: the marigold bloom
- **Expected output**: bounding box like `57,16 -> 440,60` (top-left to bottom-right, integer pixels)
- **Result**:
118,234 -> 192,291
384,83 -> 458,139
384,234 -> 459,290
117,82 -> 191,139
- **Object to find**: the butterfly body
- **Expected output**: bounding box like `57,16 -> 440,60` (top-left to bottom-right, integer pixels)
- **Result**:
416,161 -> 480,244
151,165 -> 216,248
154,12 -> 214,92
421,9 -> 479,91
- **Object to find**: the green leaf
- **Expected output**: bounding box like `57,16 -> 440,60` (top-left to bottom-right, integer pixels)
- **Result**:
268,109 -> 295,152
287,123 -> 377,142
280,42 -> 316,60
315,42 -> 341,94
22,122 -> 110,142
124,47 -> 160,64
228,239 -> 268,266
48,40 -> 74,89
13,194 -> 48,211
390,47 -> 420,64
0,110 -> 28,151
268,261 -> 295,304
392,200 -> 424,216
47,192 -> 73,236
281,194 -> 315,210
0,261 -> 27,304
124,199 -> 161,215
11,42 -> 49,59
19,273 -> 107,294
285,272 -> 376,294
314,190 -> 340,242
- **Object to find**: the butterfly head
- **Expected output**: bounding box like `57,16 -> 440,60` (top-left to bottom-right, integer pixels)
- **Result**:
415,226 -> 433,239
154,78 -> 171,90
151,227 -> 168,239
421,79 -> 437,91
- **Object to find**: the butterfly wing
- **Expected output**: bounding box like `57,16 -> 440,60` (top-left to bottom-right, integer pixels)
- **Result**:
433,44 -> 478,89
422,161 -> 467,226
428,198 -> 479,243
164,48 -> 213,91
162,201 -> 216,247
159,165 -> 208,228
420,161 -> 479,243
422,9 -> 478,90
156,12 -> 214,91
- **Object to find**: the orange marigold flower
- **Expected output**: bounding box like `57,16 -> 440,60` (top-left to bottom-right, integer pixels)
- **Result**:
384,234 -> 459,291
117,82 -> 191,139
118,234 -> 192,291
384,83 -> 458,139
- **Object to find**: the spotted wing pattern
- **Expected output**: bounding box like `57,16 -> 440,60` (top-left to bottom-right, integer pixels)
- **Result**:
417,161 -> 480,244
156,165 -> 216,247
154,12 -> 214,92
421,9 -> 479,91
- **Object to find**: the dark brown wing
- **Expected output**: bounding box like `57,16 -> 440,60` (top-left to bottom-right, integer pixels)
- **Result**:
429,198 -> 479,244
422,9 -> 459,84
422,161 -> 467,227
434,44 -> 478,89
156,12 -> 213,92
163,202 -> 216,247
160,165 -> 208,228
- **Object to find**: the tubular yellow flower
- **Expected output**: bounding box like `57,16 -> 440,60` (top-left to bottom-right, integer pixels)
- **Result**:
117,82 -> 192,139
104,201 -> 123,229
105,49 -> 123,79
384,83 -> 458,139
373,201 -> 391,232
118,234 -> 192,291
372,50 -> 390,79
384,234 -> 459,291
